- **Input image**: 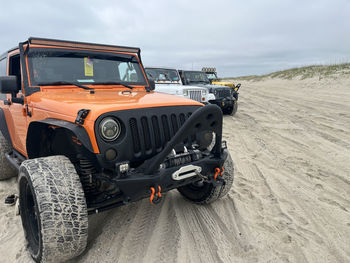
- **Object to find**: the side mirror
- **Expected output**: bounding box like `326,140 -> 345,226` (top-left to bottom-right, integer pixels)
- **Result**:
235,83 -> 241,91
148,79 -> 155,91
0,76 -> 18,94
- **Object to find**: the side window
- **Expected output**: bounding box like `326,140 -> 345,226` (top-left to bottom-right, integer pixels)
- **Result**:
0,58 -> 7,100
8,55 -> 22,93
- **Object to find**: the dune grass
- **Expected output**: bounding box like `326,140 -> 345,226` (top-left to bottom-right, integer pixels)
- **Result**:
224,63 -> 350,81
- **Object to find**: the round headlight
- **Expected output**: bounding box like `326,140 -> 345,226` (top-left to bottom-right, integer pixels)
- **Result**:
100,118 -> 121,141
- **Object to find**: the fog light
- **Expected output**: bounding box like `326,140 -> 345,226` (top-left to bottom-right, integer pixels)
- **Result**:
119,163 -> 129,173
105,149 -> 117,161
221,140 -> 227,149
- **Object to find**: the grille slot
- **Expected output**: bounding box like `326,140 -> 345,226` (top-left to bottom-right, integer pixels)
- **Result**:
141,117 -> 152,151
129,118 -> 141,153
162,115 -> 171,142
171,114 -> 179,134
179,113 -> 186,126
216,89 -> 231,98
151,116 -> 161,150
188,90 -> 202,102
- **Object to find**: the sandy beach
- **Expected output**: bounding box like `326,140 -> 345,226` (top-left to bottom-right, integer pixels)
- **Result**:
1,76 -> 349,263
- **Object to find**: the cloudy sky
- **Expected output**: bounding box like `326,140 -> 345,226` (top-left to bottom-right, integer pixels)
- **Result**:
1,0 -> 349,77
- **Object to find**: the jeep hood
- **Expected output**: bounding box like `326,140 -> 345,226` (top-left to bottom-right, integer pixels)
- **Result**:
155,83 -> 206,89
155,83 -> 206,93
211,81 -> 235,87
29,89 -> 202,121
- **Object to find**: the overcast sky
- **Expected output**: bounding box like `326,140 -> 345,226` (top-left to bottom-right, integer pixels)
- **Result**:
1,0 -> 350,77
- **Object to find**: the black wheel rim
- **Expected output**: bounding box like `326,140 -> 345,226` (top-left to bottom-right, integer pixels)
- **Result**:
178,179 -> 214,202
20,177 -> 40,255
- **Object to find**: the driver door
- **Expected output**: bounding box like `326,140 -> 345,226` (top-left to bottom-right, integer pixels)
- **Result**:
4,53 -> 28,155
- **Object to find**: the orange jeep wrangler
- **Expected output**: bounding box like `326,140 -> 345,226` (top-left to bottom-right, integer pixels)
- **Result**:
0,38 -> 234,262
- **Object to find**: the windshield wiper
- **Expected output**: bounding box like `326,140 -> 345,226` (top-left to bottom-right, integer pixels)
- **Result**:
38,81 -> 94,91
93,82 -> 134,90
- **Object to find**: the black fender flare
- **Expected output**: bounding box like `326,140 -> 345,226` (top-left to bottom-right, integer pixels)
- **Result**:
26,119 -> 94,158
0,108 -> 12,146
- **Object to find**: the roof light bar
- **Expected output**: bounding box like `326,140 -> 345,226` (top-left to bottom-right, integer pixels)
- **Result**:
202,67 -> 217,72
28,37 -> 140,54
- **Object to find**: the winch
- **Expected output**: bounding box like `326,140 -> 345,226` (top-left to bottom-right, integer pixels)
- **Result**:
160,148 -> 203,169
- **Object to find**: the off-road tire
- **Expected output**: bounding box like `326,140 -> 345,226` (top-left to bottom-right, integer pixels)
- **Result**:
18,156 -> 88,263
223,99 -> 238,115
0,132 -> 16,180
178,152 -> 234,204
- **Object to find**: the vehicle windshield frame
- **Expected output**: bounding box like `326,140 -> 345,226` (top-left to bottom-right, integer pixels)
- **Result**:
27,47 -> 148,87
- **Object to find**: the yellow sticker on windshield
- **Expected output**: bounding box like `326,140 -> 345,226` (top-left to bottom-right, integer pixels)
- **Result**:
84,57 -> 94,76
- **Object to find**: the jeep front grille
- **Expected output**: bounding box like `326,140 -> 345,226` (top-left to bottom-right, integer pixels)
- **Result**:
188,90 -> 202,102
95,105 -> 202,165
130,113 -> 190,156
216,89 -> 231,98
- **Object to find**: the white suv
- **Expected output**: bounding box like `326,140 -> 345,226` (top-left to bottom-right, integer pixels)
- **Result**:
145,67 -> 215,104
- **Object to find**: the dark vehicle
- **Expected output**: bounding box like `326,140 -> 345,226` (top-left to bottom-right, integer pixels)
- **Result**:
202,67 -> 241,89
202,67 -> 220,84
179,70 -> 240,115
0,37 -> 234,262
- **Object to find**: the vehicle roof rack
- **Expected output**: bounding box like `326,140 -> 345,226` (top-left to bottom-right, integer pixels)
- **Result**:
28,37 -> 141,54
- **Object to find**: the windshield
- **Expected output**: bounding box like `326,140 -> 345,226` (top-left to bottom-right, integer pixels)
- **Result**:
205,72 -> 217,80
183,71 -> 210,84
28,49 -> 147,86
145,68 -> 180,83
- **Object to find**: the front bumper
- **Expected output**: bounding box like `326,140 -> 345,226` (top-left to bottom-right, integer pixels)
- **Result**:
114,149 -> 228,203
209,97 -> 234,109
88,104 -> 227,213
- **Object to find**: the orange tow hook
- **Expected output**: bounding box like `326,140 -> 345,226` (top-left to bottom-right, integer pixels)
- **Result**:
150,185 -> 162,204
214,167 -> 224,181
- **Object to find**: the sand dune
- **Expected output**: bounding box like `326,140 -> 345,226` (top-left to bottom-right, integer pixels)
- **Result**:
1,76 -> 349,263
